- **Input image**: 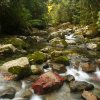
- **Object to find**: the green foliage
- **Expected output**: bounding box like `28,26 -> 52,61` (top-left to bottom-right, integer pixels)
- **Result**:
28,51 -> 47,64
0,0 -> 48,34
97,11 -> 100,29
49,0 -> 100,25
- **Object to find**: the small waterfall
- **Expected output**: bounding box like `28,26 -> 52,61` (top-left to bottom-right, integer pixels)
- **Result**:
67,67 -> 90,81
30,95 -> 43,100
95,67 -> 100,77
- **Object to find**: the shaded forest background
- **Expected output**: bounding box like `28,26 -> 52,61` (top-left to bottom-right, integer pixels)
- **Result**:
0,0 -> 100,35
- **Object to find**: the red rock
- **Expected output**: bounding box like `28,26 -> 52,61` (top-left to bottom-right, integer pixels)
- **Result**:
32,71 -> 64,95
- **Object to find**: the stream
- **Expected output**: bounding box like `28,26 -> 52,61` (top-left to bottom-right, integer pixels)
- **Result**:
0,30 -> 100,100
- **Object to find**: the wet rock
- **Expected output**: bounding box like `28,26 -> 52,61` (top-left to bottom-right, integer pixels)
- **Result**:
42,63 -> 50,69
15,89 -> 32,99
32,36 -> 46,43
48,31 -> 61,40
50,63 -> 67,73
69,81 -> 94,92
0,71 -> 16,81
49,37 -> 67,48
45,83 -> 72,100
81,62 -> 96,73
48,27 -> 56,33
32,71 -> 64,95
95,59 -> 100,69
0,44 -> 16,58
31,65 -> 43,75
28,51 -> 47,64
8,38 -> 28,50
82,91 -> 97,100
53,56 -> 69,65
51,50 -> 63,57
86,43 -> 97,50
64,75 -> 75,82
0,87 -> 16,99
41,46 -> 53,53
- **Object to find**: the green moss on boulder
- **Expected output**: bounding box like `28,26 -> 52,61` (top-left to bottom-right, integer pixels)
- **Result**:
8,66 -> 32,80
28,51 -> 47,64
53,56 -> 69,65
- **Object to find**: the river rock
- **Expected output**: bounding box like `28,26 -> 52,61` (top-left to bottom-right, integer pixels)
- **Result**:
45,83 -> 72,100
82,91 -> 97,100
0,44 -> 16,58
49,37 -> 67,48
32,71 -> 64,95
0,87 -> 16,99
81,62 -> 96,73
28,51 -> 47,64
95,59 -> 100,69
42,63 -> 50,69
86,43 -> 97,50
31,65 -> 43,75
0,57 -> 31,80
69,81 -> 94,92
15,89 -> 32,99
1,57 -> 30,71
64,75 -> 75,82
50,63 -> 67,73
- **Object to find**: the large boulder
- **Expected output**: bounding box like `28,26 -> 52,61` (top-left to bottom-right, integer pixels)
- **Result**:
81,62 -> 96,73
82,91 -> 97,100
32,71 -> 64,95
0,57 -> 31,79
1,57 -> 30,70
69,81 -> 94,92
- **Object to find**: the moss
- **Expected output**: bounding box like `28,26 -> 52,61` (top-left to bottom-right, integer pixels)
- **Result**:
96,44 -> 100,51
28,51 -> 47,64
8,66 -> 32,80
61,39 -> 68,47
7,38 -> 28,50
53,56 -> 69,65
51,38 -> 68,48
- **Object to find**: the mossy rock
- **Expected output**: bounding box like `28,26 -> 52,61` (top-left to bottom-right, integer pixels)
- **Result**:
28,51 -> 47,64
8,66 -> 32,80
96,44 -> 100,51
7,38 -> 28,50
53,56 -> 69,65
50,38 -> 68,48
